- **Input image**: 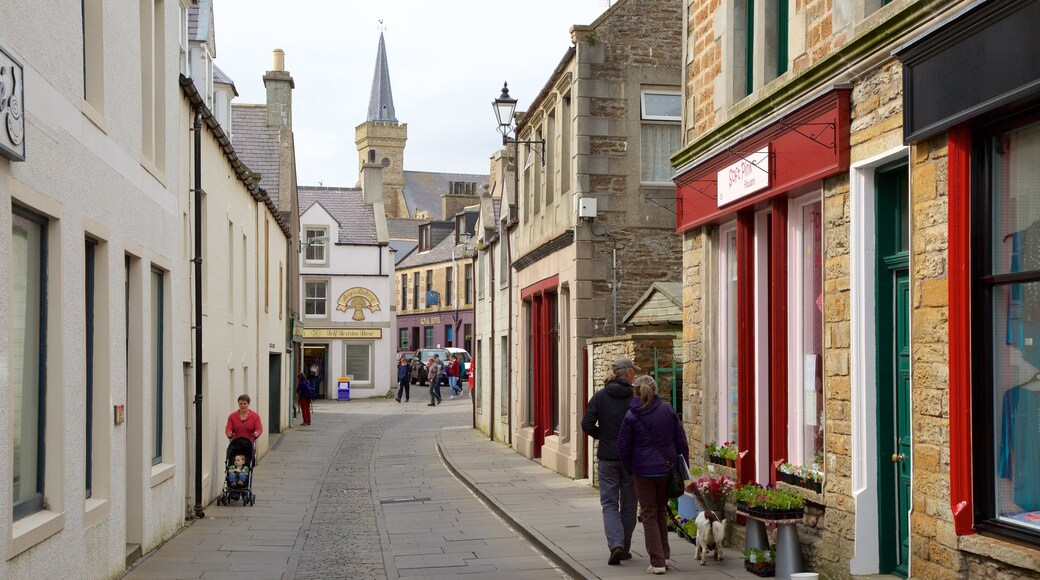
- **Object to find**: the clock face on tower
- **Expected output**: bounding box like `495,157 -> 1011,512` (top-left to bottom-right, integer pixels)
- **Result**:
382,157 -> 391,167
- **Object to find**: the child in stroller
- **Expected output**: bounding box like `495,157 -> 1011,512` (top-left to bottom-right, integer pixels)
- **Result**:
217,437 -> 256,506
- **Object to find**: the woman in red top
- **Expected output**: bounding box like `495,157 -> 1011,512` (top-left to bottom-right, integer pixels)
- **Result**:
226,394 -> 263,441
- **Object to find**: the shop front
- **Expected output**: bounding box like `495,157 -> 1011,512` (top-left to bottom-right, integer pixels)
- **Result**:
396,311 -> 474,354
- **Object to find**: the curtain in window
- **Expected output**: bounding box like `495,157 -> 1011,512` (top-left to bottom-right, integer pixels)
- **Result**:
641,124 -> 681,182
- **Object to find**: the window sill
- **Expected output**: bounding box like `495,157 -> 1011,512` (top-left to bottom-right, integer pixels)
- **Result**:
9,509 -> 65,559
83,497 -> 110,529
640,181 -> 676,188
959,529 -> 1040,571
150,462 -> 176,488
139,156 -> 167,187
80,99 -> 107,133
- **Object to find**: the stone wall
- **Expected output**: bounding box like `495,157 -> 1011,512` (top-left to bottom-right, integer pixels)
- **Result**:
682,227 -> 709,454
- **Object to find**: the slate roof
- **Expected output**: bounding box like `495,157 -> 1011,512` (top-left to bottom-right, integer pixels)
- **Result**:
188,0 -> 214,49
389,240 -> 418,264
367,32 -> 397,122
212,64 -> 238,96
231,104 -> 282,207
386,217 -> 425,241
403,170 -> 488,220
298,186 -> 378,245
395,227 -> 475,269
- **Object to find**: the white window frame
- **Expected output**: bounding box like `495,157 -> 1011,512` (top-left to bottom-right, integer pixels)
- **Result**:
304,226 -> 329,265
716,222 -> 739,446
304,279 -> 328,319
640,90 -> 682,121
343,342 -> 372,387
753,209 -> 771,486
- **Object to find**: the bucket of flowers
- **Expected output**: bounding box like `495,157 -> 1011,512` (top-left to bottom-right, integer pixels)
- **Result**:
744,546 -> 776,577
686,475 -> 736,515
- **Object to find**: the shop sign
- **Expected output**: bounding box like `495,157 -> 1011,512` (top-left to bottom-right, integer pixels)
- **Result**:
419,315 -> 442,325
0,45 -> 25,162
336,287 -> 381,321
717,147 -> 770,207
301,328 -> 382,339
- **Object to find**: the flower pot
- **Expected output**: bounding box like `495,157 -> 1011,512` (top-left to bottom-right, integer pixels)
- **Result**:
745,560 -> 776,577
747,506 -> 804,520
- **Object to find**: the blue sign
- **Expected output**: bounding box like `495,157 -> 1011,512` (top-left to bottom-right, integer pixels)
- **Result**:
425,290 -> 439,306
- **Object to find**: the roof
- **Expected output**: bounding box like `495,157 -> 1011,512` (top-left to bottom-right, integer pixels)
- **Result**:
213,64 -> 238,96
395,228 -> 476,270
389,240 -> 418,264
231,104 -> 282,207
386,217 -> 425,241
187,0 -> 214,51
403,170 -> 488,220
298,186 -> 378,245
622,282 -> 683,326
367,32 -> 397,122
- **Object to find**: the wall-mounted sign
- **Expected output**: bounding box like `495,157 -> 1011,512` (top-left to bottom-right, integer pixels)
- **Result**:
419,316 -> 442,325
717,146 -> 770,207
301,328 -> 382,339
336,287 -> 381,321
425,290 -> 440,306
0,45 -> 25,162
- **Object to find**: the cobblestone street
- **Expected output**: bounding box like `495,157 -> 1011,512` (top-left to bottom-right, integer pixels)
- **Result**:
124,397 -> 751,579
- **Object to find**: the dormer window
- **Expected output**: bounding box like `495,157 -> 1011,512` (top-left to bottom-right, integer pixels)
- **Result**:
419,224 -> 431,252
449,181 -> 478,195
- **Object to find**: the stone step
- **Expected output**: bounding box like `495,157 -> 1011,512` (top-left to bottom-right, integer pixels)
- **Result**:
125,543 -> 141,569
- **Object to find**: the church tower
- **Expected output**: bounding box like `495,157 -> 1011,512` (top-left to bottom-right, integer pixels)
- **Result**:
355,31 -> 409,217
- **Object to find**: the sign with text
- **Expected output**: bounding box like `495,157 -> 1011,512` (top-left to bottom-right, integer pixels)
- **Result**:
0,45 -> 25,161
336,287 -> 381,321
716,146 -> 770,207
419,316 -> 442,325
301,328 -> 382,339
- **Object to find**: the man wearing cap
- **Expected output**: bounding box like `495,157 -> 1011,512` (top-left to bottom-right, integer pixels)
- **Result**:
582,357 -> 640,565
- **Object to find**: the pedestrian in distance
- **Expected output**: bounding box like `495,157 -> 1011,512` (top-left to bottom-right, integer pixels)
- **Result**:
396,356 -> 411,402
617,375 -> 690,575
447,354 -> 463,399
296,372 -> 314,425
225,394 -> 264,442
581,357 -> 638,566
426,358 -> 443,406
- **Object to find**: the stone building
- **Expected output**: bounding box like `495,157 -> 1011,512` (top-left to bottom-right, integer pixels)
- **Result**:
2,1 -> 179,576
674,0 -> 1040,577
492,0 -> 684,478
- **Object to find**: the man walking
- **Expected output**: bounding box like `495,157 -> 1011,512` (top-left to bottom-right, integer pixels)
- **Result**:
581,357 -> 639,565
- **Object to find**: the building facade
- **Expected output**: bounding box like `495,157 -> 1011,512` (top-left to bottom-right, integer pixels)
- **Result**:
497,0 -> 684,478
0,1 -> 184,576
674,0 -> 1040,576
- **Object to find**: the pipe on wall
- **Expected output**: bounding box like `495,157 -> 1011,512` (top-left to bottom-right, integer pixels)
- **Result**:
192,107 -> 205,519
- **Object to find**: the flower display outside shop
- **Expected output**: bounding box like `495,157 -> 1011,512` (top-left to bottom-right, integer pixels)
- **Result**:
705,440 -> 739,466
675,516 -> 698,543
744,547 -> 776,577
686,475 -> 735,513
733,484 -> 806,520
777,462 -> 824,493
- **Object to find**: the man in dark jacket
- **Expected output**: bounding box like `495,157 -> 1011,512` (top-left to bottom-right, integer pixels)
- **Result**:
581,357 -> 639,565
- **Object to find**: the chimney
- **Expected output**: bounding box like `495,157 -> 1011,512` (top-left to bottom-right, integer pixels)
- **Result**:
263,48 -> 295,128
361,149 -> 384,205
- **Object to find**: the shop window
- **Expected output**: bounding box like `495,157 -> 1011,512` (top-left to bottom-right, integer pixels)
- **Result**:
305,227 -> 328,265
424,326 -> 434,348
12,207 -> 47,521
344,344 -> 371,383
788,196 -> 824,465
304,280 -> 327,318
640,90 -> 682,183
976,117 -> 1040,540
717,224 -> 740,444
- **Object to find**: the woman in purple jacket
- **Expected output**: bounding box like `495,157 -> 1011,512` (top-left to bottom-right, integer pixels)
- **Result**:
617,375 -> 690,574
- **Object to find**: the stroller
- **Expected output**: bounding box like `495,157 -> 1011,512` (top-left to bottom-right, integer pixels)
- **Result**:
216,437 -> 256,506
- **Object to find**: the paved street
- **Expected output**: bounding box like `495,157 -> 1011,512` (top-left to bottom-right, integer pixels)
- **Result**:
125,397 -> 753,579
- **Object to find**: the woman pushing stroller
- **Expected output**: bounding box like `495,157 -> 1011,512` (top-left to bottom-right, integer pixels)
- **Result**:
218,394 -> 262,506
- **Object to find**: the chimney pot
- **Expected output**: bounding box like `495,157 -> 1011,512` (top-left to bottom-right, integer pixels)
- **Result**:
273,49 -> 285,71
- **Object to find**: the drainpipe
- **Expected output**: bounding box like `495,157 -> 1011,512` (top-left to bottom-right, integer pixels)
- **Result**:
192,108 -> 205,519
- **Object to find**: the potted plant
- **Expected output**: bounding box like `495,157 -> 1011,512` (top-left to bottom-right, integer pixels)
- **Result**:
686,475 -> 735,514
732,483 -> 764,514
744,546 -> 776,577
745,488 -> 805,520
675,516 -> 698,542
705,441 -> 739,467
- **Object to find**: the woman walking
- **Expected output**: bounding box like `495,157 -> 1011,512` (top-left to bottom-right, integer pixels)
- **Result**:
447,354 -> 463,399
617,375 -> 689,575
295,372 -> 314,425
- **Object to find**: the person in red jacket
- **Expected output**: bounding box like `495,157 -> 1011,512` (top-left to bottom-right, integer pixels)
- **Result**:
226,394 -> 263,441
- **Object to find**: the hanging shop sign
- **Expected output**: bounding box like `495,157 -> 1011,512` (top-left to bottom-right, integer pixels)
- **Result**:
301,328 -> 382,339
717,146 -> 771,207
336,287 -> 381,321
0,45 -> 25,162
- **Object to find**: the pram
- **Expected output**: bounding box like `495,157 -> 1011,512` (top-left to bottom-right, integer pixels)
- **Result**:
216,436 -> 256,506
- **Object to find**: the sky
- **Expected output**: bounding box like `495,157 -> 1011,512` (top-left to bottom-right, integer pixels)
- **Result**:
212,0 -> 613,188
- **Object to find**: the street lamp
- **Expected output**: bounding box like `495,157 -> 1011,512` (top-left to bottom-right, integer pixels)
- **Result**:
493,82 -> 544,216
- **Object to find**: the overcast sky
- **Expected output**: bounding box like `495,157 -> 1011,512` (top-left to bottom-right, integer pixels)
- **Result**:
212,0 -> 612,187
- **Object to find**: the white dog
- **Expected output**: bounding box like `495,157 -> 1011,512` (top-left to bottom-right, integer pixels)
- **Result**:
694,510 -> 727,565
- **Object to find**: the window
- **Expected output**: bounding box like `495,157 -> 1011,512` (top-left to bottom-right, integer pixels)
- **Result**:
424,326 -> 434,348
399,329 -> 409,351
464,323 -> 473,355
140,0 -> 166,172
477,250 -> 485,299
227,221 -> 234,319
976,117 -> 1040,540
561,93 -> 572,194
419,225 -> 431,252
305,227 -> 328,264
82,0 -> 104,114
425,269 -> 433,308
546,109 -> 556,204
178,1 -> 189,76
789,197 -> 823,465
344,344 -> 371,383
264,218 -> 270,312
305,280 -> 327,317
464,263 -> 473,304
717,224 -> 739,444
445,265 -> 454,307
401,273 -> 408,310
445,324 -> 453,347
412,271 -> 420,310
449,181 -> 477,195
641,91 -> 682,183
85,239 -> 96,495
733,0 -> 788,100
12,207 -> 47,520
151,267 -> 165,465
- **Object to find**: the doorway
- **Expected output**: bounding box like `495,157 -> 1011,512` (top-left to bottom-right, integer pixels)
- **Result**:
268,354 -> 282,433
875,162 -> 911,577
303,345 -> 328,399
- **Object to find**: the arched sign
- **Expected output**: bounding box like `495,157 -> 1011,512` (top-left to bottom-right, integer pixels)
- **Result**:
336,287 -> 381,321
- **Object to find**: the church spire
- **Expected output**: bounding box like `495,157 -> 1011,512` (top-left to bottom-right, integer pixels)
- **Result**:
367,30 -> 397,122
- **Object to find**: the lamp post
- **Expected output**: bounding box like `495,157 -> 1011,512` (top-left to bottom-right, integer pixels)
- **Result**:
493,82 -> 544,216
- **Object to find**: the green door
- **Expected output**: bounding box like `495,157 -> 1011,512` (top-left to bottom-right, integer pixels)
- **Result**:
268,353 -> 282,434
876,162 -> 911,577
